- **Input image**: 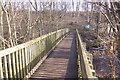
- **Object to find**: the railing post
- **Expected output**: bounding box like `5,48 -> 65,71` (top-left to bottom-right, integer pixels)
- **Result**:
0,57 -> 3,79
29,45 -> 32,72
22,48 -> 26,77
15,51 -> 20,78
3,56 -> 8,78
12,53 -> 17,78
25,47 -> 28,74
19,50 -> 23,78
8,54 -> 13,78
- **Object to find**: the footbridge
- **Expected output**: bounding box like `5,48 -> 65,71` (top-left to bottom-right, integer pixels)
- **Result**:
0,28 -> 97,79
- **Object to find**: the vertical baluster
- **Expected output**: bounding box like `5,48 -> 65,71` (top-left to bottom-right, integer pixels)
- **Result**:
37,41 -> 39,62
50,34 -> 52,46
41,39 -> 44,57
39,41 -> 41,54
30,45 -> 32,70
45,37 -> 47,55
39,41 -> 41,53
51,34 -> 54,45
29,45 -> 32,71
19,50 -> 23,78
54,33 -> 55,41
31,44 -> 34,72
15,51 -> 20,78
38,41 -> 39,54
8,54 -> 13,78
22,49 -> 26,77
39,40 -> 42,61
42,39 -> 44,51
58,31 -> 60,38
12,52 -> 16,78
38,41 -> 40,61
36,42 -> 38,56
25,47 -> 28,74
32,44 -> 35,67
57,32 -> 58,40
55,32 -> 57,40
3,56 -> 8,78
57,31 -> 58,39
59,31 -> 60,38
52,33 -> 54,43
35,43 -> 37,65
42,39 -> 44,57
35,43 -> 37,64
42,39 -> 45,52
33,44 -> 35,61
53,33 -> 54,43
32,44 -> 35,68
28,46 -> 30,72
54,33 -> 55,42
0,57 -> 3,79
56,32 -> 57,40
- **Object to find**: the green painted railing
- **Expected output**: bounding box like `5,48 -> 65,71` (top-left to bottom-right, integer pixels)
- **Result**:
76,29 -> 97,79
0,28 -> 69,79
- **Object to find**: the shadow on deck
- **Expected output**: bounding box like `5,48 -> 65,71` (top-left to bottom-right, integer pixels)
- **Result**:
30,32 -> 78,79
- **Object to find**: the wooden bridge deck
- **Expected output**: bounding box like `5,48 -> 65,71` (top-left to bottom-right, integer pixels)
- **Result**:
30,32 -> 78,79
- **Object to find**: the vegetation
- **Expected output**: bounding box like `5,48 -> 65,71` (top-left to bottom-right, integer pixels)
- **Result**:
0,0 -> 120,78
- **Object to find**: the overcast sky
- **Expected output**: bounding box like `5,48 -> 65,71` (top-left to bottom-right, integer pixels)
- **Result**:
5,0 -> 82,11
4,0 -> 112,11
9,0 -> 80,2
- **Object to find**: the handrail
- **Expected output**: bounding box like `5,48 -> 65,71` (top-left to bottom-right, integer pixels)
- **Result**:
0,29 -> 68,57
0,28 -> 69,79
76,29 -> 97,79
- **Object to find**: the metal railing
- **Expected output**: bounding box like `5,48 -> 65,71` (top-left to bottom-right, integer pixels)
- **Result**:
0,28 -> 69,79
76,29 -> 97,79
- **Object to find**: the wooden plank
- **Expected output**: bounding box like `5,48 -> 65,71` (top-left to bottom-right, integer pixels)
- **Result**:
34,42 -> 39,66
22,48 -> 26,77
19,50 -> 23,78
29,45 -> 32,72
30,32 -> 78,79
0,29 -> 69,79
3,56 -> 8,78
8,54 -> 13,78
31,45 -> 34,69
25,46 -> 31,78
33,44 -> 36,62
25,47 -> 28,74
0,57 -> 3,79
29,44 -> 35,76
12,53 -> 17,78
31,44 -> 35,68
25,32 -> 67,78
15,51 -> 20,78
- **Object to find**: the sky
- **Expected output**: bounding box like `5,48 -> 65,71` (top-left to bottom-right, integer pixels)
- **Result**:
9,0 -> 78,2
6,0 -> 119,2
5,0 -> 82,11
2,0 -> 116,11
